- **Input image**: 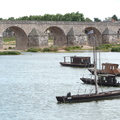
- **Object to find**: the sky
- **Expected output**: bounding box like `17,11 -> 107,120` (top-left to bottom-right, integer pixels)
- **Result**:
1,0 -> 120,20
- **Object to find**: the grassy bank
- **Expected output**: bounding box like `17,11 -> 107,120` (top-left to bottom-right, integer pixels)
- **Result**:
26,46 -> 84,52
97,44 -> 120,52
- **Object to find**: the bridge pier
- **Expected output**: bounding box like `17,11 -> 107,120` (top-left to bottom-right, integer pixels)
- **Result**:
67,28 -> 88,46
28,28 -> 48,48
0,35 -> 3,49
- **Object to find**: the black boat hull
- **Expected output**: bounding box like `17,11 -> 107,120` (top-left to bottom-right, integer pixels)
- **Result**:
80,78 -> 120,87
60,62 -> 94,68
56,90 -> 120,103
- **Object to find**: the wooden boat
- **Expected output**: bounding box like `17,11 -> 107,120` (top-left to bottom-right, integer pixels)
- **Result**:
56,90 -> 120,103
80,74 -> 120,87
88,63 -> 120,76
56,30 -> 120,103
60,56 -> 94,68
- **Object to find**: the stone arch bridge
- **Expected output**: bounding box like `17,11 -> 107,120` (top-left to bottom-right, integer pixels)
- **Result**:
0,20 -> 120,50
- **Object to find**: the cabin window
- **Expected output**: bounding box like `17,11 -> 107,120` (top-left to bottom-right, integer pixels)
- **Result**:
103,77 -> 106,81
71,58 -> 73,63
85,59 -> 90,64
103,66 -> 105,69
110,66 -> 113,70
111,79 -> 113,83
113,66 -> 115,70
110,77 -> 116,83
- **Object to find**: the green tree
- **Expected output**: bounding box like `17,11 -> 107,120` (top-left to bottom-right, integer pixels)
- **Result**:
85,17 -> 93,22
8,17 -> 15,20
16,16 -> 29,20
55,14 -> 63,21
94,18 -> 101,22
63,13 -> 72,21
112,14 -> 118,21
62,12 -> 85,21
71,12 -> 85,21
2,12 -> 90,21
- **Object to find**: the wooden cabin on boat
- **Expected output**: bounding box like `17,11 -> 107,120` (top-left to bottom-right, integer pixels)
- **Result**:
88,63 -> 120,76
101,63 -> 120,75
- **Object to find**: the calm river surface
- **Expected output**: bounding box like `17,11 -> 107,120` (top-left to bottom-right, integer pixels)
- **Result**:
0,51 -> 120,120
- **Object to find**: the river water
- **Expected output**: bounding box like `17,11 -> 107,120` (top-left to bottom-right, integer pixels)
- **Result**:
0,51 -> 120,120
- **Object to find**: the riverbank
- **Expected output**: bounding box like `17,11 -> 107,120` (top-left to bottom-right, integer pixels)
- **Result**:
4,44 -> 120,53
1,45 -> 93,52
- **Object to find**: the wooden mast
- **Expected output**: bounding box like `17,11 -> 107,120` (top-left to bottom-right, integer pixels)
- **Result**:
88,29 -> 98,94
93,34 -> 98,94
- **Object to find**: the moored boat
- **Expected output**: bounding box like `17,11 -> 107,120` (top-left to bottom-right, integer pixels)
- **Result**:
56,90 -> 120,103
80,74 -> 120,87
60,56 -> 94,68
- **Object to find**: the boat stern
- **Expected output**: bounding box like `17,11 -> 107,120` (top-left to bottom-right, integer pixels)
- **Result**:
56,96 -> 65,103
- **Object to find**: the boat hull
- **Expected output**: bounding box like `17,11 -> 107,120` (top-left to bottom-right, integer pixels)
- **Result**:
60,62 -> 94,68
80,78 -> 120,87
56,90 -> 120,103
88,68 -> 120,76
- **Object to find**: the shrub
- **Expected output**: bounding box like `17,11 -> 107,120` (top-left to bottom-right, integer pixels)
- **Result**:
64,47 -> 71,51
8,47 -> 13,49
42,47 -> 58,52
27,48 -> 41,52
111,47 -> 120,52
64,46 -> 82,51
97,44 -> 112,50
51,47 -> 58,52
0,51 -> 21,55
42,48 -> 51,52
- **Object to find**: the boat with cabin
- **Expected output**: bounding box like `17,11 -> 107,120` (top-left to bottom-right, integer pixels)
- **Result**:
60,56 -> 94,68
80,74 -> 120,87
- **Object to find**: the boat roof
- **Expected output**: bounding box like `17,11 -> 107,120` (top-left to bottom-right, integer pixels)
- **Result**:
98,74 -> 115,77
102,63 -> 119,65
63,56 -> 90,58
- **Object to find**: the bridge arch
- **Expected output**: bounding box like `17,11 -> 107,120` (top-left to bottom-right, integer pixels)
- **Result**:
45,26 -> 67,46
3,26 -> 28,50
84,27 -> 102,46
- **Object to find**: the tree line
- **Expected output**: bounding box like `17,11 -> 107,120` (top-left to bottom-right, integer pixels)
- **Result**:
0,12 -> 119,22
